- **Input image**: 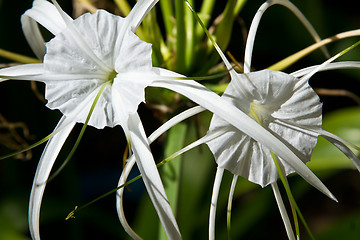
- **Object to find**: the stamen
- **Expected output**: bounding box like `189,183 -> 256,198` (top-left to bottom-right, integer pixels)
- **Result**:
249,101 -> 263,126
107,70 -> 117,84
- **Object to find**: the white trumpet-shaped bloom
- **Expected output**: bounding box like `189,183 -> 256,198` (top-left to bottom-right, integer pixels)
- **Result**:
0,0 -> 182,239
207,69 -> 322,187
2,0 -> 359,239
201,0 -> 360,239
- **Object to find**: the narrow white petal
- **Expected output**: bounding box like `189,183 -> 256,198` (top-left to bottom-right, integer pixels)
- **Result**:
0,64 -> 44,82
209,168 -> 224,240
125,0 -> 159,32
115,106 -> 204,239
148,106 -> 205,143
116,155 -> 142,240
318,129 -> 360,172
0,64 -> 106,83
113,0 -> 158,64
244,0 -> 327,73
29,116 -> 76,240
23,0 -> 68,35
152,72 -> 335,201
21,0 -> 70,59
277,116 -> 360,172
291,61 -> 360,78
271,182 -> 296,240
227,175 -> 238,232
127,113 -> 181,240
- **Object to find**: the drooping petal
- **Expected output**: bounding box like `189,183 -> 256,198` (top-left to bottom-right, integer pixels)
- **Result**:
271,182 -> 296,240
21,0 -> 70,59
209,168 -> 224,240
227,175 -> 238,232
126,113 -> 181,240
116,155 -> 142,240
29,116 -> 76,240
244,0 -> 328,73
151,69 -> 336,201
313,128 -> 360,171
116,106 -> 204,239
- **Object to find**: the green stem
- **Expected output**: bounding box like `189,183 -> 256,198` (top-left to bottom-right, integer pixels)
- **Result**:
114,0 -> 131,16
175,0 -> 186,73
270,152 -> 315,240
66,128 -> 188,220
160,0 -> 175,42
185,0 -> 195,72
195,0 -> 216,39
0,49 -> 40,63
48,81 -> 111,182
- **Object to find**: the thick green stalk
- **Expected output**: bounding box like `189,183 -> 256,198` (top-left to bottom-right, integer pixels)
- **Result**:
185,0 -> 195,72
195,0 -> 216,39
114,0 -> 131,16
160,0 -> 175,43
175,0 -> 186,73
142,8 -> 165,66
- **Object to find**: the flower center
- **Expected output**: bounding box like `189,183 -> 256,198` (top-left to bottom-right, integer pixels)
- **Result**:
106,69 -> 117,84
249,100 -> 270,126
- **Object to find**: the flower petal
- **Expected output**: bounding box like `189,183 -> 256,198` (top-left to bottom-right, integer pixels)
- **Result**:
46,81 -> 112,128
116,106 -> 204,239
271,182 -> 296,240
126,113 -> 181,240
291,61 -> 360,78
125,0 -> 159,32
209,168 -> 224,240
244,0 -> 328,73
227,175 -> 238,232
21,0 -> 70,59
44,8 -> 113,73
0,64 -> 44,82
116,155 -> 142,240
317,129 -> 360,171
151,69 -> 335,200
29,116 -> 76,240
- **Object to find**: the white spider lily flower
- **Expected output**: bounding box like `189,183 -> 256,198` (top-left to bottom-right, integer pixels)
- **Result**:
207,69 -> 325,187
206,62 -> 360,240
0,0 -> 182,239
1,1 -> 357,239
178,1 -> 360,239
200,0 -> 360,238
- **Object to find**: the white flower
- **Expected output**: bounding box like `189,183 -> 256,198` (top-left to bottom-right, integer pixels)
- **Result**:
2,1 -> 358,239
0,0 -> 182,239
201,0 -> 360,239
207,69 -> 323,187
